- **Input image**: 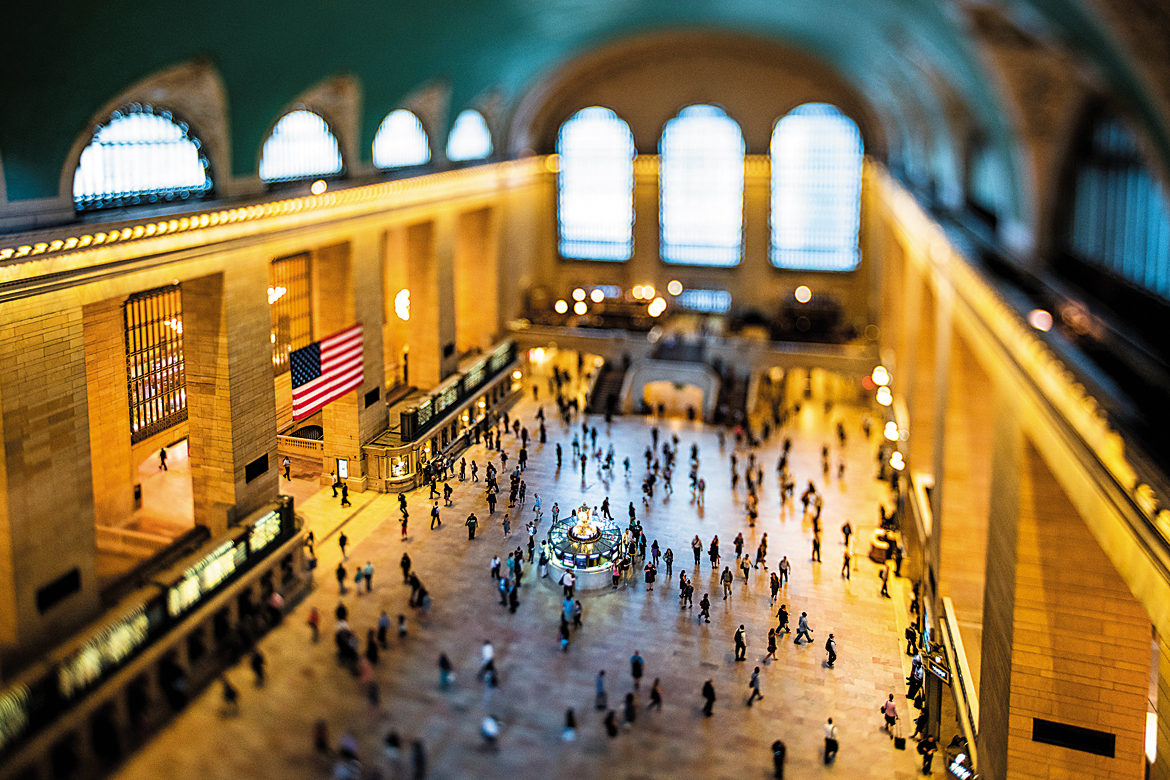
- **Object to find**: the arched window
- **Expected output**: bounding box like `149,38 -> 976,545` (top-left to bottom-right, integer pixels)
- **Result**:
1065,111 -> 1170,300
659,105 -> 745,266
373,110 -> 431,169
73,105 -> 211,211
770,103 -> 863,271
556,107 -> 636,261
446,110 -> 493,162
259,109 -> 343,183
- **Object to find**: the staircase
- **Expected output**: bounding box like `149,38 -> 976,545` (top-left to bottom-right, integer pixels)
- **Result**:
587,361 -> 627,416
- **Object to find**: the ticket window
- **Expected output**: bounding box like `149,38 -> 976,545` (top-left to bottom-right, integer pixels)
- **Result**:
391,454 -> 411,478
337,459 -> 349,479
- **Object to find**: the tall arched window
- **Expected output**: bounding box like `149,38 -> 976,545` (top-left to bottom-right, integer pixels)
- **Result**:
446,110 -> 493,162
659,105 -> 745,266
259,109 -> 343,183
73,105 -> 211,211
557,107 -> 636,261
373,110 -> 431,169
770,103 -> 863,271
1065,111 -> 1170,300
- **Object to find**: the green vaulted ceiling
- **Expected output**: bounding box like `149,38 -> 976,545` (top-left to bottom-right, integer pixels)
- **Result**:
0,0 -> 1162,205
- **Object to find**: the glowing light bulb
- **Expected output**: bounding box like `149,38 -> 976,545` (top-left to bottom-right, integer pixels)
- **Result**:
890,451 -> 905,471
643,285 -> 655,300
667,280 -> 683,296
876,386 -> 893,406
884,422 -> 899,441
554,300 -> 568,314
590,289 -> 604,303
310,180 -> 327,195
871,366 -> 890,386
1028,309 -> 1053,332
794,286 -> 812,304
395,289 -> 410,321
573,301 -> 588,315
572,288 -> 586,301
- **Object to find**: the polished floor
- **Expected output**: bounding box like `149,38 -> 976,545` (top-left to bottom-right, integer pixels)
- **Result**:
115,377 -> 925,780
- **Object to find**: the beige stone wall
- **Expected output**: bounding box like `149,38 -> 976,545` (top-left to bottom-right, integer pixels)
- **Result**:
82,297 -> 134,527
1006,442 -> 1149,780
455,207 -> 499,354
0,292 -> 101,665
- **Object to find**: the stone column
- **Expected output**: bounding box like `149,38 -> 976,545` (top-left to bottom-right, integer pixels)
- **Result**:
455,207 -> 500,353
82,297 -> 135,527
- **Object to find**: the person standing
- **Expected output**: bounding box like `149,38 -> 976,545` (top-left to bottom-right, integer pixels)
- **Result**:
281,455 -> 290,480
708,536 -> 721,569
811,530 -> 821,562
630,651 -> 645,690
644,561 -> 656,591
307,606 -> 320,642
595,670 -> 608,711
764,628 -> 777,662
778,556 -> 790,587
377,611 -> 391,647
562,709 -> 577,742
664,547 -> 673,577
794,612 -> 813,644
746,666 -> 763,706
336,561 -> 347,594
771,739 -> 787,779
692,535 -> 702,566
479,641 -> 495,681
825,633 -> 837,667
841,520 -> 852,547
363,561 -> 374,592
400,552 -> 412,583
734,625 -> 747,661
701,679 -> 716,717
769,572 -> 781,604
823,718 -> 838,763
648,678 -> 663,711
721,566 -> 734,599
465,513 -> 478,540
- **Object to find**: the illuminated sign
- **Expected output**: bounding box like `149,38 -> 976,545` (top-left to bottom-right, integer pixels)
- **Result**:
464,363 -> 485,391
57,608 -> 150,700
948,753 -> 975,779
417,399 -> 433,428
436,383 -> 458,415
248,510 -> 282,555
927,653 -> 950,684
0,685 -> 29,753
167,540 -> 246,619
490,343 -> 511,373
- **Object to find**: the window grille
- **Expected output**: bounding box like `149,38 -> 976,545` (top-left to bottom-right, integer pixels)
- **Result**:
557,107 -> 636,261
269,254 -> 314,375
446,110 -> 493,162
659,105 -> 745,266
259,109 -> 343,183
373,110 -> 431,169
675,289 -> 732,314
770,103 -> 863,271
124,286 -> 186,443
73,104 -> 211,211
1065,112 -> 1170,300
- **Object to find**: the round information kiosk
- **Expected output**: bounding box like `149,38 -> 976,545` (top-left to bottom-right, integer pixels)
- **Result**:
545,504 -> 628,590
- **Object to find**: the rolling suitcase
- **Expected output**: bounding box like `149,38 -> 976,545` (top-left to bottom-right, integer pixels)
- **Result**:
893,723 -> 907,750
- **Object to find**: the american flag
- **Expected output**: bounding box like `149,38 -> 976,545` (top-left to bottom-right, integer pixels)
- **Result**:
291,323 -> 364,420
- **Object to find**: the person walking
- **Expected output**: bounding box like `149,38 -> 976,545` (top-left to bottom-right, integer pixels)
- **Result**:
250,650 -> 266,686
740,555 -> 752,581
331,470 -> 340,497
841,520 -> 852,547
159,447 -> 168,471
764,628 -> 777,662
630,650 -> 645,690
880,563 -> 891,598
562,709 -> 577,742
648,678 -> 663,711
400,552 -> 411,583
918,733 -> 938,774
734,625 -> 747,661
701,679 -> 716,717
776,604 -> 791,635
771,739 -> 787,779
338,532 -> 348,559
340,482 -> 351,507
465,513 -> 478,540
841,548 -> 851,580
721,566 -> 734,599
778,556 -> 790,587
479,641 -> 495,682
823,718 -> 838,763
794,612 -> 813,644
881,694 -> 898,733
746,666 -> 763,706
698,593 -> 711,623
623,692 -> 637,728
430,502 -> 441,530
825,633 -> 837,667
769,572 -> 780,604
336,561 -> 347,594
811,530 -> 821,562
664,547 -> 673,577
363,561 -> 374,592
307,606 -> 320,642
708,536 -> 721,569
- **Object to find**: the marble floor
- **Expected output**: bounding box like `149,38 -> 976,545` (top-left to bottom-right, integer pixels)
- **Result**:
114,386 -> 926,780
